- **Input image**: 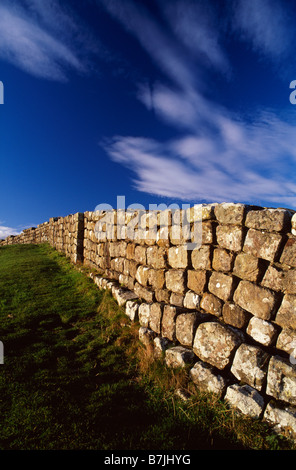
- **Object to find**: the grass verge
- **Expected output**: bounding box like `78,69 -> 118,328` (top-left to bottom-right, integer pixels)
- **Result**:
0,244 -> 294,450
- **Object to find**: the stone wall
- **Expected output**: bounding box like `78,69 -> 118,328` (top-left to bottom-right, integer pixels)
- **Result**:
2,202 -> 296,440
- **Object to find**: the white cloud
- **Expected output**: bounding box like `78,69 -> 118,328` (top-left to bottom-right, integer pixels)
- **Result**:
0,226 -> 21,239
0,1 -> 94,81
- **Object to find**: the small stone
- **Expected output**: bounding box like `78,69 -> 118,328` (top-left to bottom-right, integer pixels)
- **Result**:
149,303 -> 163,334
225,384 -> 265,418
139,326 -> 156,346
187,270 -> 207,295
161,305 -> 179,341
165,269 -> 186,294
183,290 -> 200,309
244,228 -> 283,262
216,225 -> 244,252
266,355 -> 296,406
231,343 -> 270,391
165,346 -> 195,368
233,252 -> 261,282
275,294 -> 296,329
208,271 -> 235,301
168,245 -> 189,269
191,245 -> 212,270
212,248 -> 234,272
214,203 -> 246,225
264,401 -> 296,440
245,208 -> 291,232
247,317 -> 278,346
200,292 -> 223,317
261,265 -> 284,292
125,300 -> 139,322
233,280 -> 276,320
190,361 -> 228,397
176,312 -> 200,347
138,303 -> 151,328
222,303 -> 251,328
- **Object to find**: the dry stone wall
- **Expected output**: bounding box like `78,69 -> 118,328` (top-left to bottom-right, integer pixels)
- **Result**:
2,203 -> 296,440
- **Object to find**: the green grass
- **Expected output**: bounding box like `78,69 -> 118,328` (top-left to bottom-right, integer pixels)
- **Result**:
0,244 -> 294,450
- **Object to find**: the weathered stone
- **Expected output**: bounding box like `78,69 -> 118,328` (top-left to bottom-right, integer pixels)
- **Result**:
212,248 -> 234,272
176,312 -> 200,346
225,384 -> 265,418
161,305 -> 179,341
165,346 -> 195,368
183,290 -> 200,309
134,282 -> 154,303
275,294 -> 296,330
245,208 -> 291,232
261,265 -> 284,291
138,303 -> 151,327
148,269 -> 165,290
231,343 -> 270,391
244,228 -> 283,262
146,246 -> 167,269
125,300 -> 139,322
280,237 -> 296,267
149,303 -> 163,334
187,270 -> 207,294
214,203 -> 246,225
186,203 -> 217,222
168,245 -> 189,269
292,213 -> 296,236
200,292 -> 222,317
112,287 -> 138,306
216,225 -> 244,252
165,269 -> 186,294
276,328 -> 296,357
191,245 -> 211,270
246,317 -> 278,346
193,322 -> 242,370
155,288 -> 170,304
266,356 -> 296,406
135,265 -> 150,286
201,221 -> 214,244
208,271 -> 235,301
153,336 -> 170,358
283,269 -> 296,294
233,252 -> 261,282
170,292 -> 184,307
190,361 -> 228,397
222,302 -> 251,329
264,401 -> 296,440
134,245 -> 146,264
139,326 -> 156,346
233,280 -> 276,320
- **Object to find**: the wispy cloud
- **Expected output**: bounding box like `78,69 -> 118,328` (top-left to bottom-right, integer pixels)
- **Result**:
0,1 -> 96,81
0,225 -> 21,239
100,0 -> 296,208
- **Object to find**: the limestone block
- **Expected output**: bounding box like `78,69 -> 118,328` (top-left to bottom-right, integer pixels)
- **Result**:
261,265 -> 284,291
165,269 -> 186,294
191,245 -> 211,270
138,303 -> 151,328
208,271 -> 235,301
168,245 -> 189,269
183,290 -> 200,309
233,252 -> 261,282
112,287 -> 138,306
193,322 -> 243,370
216,225 -> 244,252
233,280 -> 276,320
176,312 -> 200,346
225,384 -> 265,419
190,361 -> 228,397
222,302 -> 251,329
135,265 -> 150,286
214,203 -> 246,225
292,213 -> 296,236
283,269 -> 296,294
186,203 -> 217,222
200,292 -> 222,317
201,221 -> 214,244
276,328 -> 296,357
212,248 -> 234,272
125,300 -> 139,322
231,343 -> 270,391
161,305 -> 179,341
246,208 -> 291,232
266,356 -> 296,406
275,294 -> 296,329
134,283 -> 154,303
165,346 -> 195,369
148,269 -> 165,290
155,289 -> 170,304
134,245 -> 146,264
187,269 -> 207,295
153,336 -> 170,358
149,302 -> 163,334
246,317 -> 278,346
146,246 -> 167,269
244,228 -> 283,262
169,292 -> 184,307
264,401 -> 296,440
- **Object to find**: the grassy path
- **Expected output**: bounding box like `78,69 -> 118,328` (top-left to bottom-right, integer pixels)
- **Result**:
0,244 -> 293,451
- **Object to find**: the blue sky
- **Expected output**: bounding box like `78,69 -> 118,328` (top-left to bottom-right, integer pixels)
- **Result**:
1,0 -> 296,238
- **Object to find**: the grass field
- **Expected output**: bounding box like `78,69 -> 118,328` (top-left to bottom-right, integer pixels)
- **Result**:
0,243 -> 294,451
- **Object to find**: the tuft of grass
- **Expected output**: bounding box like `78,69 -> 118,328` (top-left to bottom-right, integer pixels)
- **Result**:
0,244 -> 294,450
